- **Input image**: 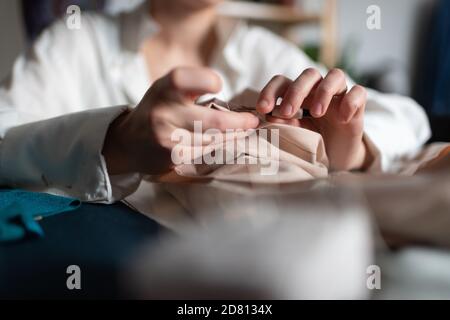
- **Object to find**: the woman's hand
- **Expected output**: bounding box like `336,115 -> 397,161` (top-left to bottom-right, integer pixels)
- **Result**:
103,67 -> 259,175
256,68 -> 370,171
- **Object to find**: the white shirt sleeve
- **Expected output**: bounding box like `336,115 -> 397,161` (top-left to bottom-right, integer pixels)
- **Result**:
243,27 -> 432,172
0,18 -> 141,203
363,89 -> 431,171
0,105 -> 134,202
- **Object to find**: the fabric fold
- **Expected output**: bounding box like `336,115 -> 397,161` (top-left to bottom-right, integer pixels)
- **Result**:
158,92 -> 330,184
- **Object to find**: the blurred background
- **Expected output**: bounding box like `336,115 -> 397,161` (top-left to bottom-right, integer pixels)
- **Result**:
0,0 -> 448,141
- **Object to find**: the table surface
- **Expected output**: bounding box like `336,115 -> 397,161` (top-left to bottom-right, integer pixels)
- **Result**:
0,203 -> 162,299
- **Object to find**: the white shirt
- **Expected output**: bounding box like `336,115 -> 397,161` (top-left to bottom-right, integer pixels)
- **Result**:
0,5 -> 431,203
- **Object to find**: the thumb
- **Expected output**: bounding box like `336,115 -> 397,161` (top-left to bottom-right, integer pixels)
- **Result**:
152,67 -> 222,102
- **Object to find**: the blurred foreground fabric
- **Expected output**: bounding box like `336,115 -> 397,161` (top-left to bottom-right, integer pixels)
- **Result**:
121,144 -> 450,299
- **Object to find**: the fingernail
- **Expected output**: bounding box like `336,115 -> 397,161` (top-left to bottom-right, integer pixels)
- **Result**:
312,103 -> 323,117
282,104 -> 293,117
258,99 -> 270,111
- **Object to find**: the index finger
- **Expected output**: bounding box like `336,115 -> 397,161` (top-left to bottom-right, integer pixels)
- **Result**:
256,75 -> 292,114
175,104 -> 260,132
278,68 -> 323,119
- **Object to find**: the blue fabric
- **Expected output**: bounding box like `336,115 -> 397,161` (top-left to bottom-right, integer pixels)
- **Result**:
0,202 -> 162,299
418,0 -> 450,116
0,190 -> 81,243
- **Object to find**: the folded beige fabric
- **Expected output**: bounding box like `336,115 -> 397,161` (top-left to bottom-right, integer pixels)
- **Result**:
171,122 -> 329,183
157,91 -> 329,184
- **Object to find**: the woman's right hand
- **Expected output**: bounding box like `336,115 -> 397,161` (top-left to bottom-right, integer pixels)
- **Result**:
256,68 -> 369,172
103,67 -> 260,175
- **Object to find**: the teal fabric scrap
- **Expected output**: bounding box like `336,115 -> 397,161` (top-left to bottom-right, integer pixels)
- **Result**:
0,189 -> 81,243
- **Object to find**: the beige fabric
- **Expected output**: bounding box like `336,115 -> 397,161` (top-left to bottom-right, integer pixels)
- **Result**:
126,142 -> 450,249
157,91 -> 330,184
171,122 -> 329,183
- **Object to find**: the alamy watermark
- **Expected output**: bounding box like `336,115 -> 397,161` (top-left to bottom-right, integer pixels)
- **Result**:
366,265 -> 381,290
66,265 -> 81,290
66,5 -> 82,30
366,5 -> 382,30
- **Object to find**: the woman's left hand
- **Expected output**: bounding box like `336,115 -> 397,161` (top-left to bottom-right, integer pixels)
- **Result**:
256,68 -> 370,171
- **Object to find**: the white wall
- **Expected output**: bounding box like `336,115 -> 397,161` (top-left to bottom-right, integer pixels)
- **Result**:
301,0 -> 435,94
338,0 -> 435,93
0,0 -> 25,81
338,0 -> 424,70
